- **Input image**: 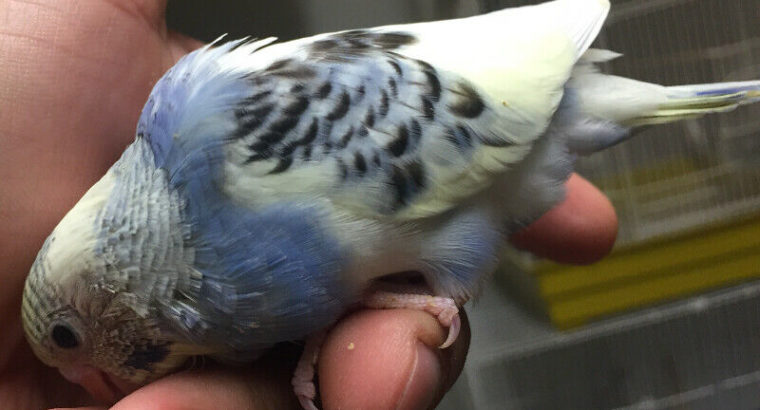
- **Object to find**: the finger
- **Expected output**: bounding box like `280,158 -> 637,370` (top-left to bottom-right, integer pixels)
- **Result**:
167,30 -> 206,61
124,2 -> 206,61
319,309 -> 470,410
510,173 -> 618,264
123,0 -> 169,32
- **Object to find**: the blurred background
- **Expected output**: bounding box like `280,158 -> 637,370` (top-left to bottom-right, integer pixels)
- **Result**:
168,1 -> 760,408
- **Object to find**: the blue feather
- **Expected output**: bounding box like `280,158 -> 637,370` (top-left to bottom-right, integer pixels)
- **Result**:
132,43 -> 352,348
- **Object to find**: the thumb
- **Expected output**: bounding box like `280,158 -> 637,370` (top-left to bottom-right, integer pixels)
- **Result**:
319,309 -> 469,410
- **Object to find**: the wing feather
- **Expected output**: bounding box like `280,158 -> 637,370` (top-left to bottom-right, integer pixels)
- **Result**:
155,0 -> 610,220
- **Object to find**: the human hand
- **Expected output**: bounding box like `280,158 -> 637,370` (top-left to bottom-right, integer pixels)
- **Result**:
0,1 -> 616,409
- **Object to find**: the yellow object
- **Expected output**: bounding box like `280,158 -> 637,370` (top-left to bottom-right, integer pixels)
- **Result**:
500,213 -> 760,329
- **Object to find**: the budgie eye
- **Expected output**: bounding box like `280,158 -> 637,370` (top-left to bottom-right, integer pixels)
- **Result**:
50,323 -> 80,349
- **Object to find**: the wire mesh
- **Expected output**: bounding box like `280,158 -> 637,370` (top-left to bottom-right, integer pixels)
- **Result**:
481,0 -> 760,245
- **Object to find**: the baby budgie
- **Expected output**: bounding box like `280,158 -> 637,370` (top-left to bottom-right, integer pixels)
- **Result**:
21,0 -> 760,408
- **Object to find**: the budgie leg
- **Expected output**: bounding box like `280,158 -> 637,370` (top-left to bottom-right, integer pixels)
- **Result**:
363,291 -> 461,348
292,331 -> 326,410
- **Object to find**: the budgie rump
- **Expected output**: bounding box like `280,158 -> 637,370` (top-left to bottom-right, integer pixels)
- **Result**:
20,0 -> 760,409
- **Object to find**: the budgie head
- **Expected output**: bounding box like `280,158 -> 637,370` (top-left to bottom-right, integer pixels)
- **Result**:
19,42 -> 227,384
21,169 -> 198,389
19,36 -> 350,392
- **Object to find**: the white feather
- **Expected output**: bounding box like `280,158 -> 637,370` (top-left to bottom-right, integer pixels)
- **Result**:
383,0 -> 610,132
211,0 -> 610,140
208,1 -> 612,221
41,171 -> 116,292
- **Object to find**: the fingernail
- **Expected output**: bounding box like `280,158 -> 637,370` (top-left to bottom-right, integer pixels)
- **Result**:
396,343 -> 441,410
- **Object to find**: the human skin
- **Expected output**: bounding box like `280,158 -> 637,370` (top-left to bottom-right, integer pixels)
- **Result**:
0,1 -> 617,409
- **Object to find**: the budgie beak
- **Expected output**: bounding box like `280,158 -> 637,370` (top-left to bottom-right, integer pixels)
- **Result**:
59,365 -> 138,404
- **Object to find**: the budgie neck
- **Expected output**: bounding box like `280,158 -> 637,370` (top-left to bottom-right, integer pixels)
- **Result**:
92,138 -> 195,309
100,133 -> 352,349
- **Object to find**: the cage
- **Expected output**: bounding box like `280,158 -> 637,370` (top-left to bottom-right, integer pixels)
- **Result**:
580,0 -> 760,244
489,0 -> 760,329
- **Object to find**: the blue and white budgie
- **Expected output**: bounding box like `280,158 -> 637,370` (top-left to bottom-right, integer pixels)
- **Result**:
21,0 -> 760,408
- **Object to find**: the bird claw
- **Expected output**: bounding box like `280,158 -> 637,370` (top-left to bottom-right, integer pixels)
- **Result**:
440,312 -> 461,349
363,291 -> 461,348
292,331 -> 325,410
296,393 -> 319,410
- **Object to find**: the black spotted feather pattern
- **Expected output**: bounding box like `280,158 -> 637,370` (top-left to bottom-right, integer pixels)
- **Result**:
225,30 -> 517,216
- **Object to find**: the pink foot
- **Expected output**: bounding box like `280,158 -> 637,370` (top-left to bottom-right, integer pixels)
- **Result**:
363,291 -> 461,348
292,331 -> 325,410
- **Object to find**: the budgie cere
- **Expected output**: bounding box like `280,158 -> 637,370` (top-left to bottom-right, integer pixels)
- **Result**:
21,0 -> 760,408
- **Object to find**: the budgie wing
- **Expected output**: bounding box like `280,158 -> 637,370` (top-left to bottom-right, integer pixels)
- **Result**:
214,0 -> 610,219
